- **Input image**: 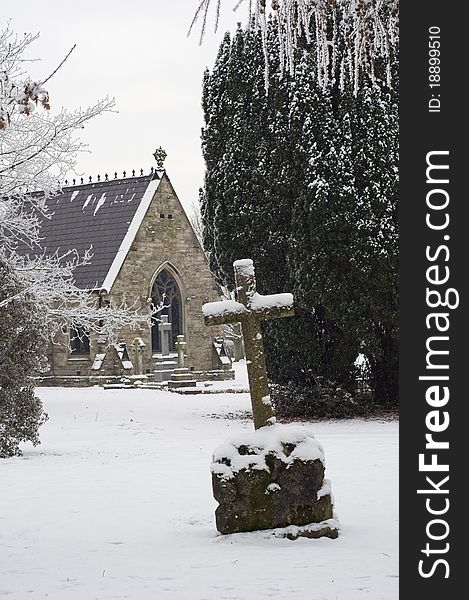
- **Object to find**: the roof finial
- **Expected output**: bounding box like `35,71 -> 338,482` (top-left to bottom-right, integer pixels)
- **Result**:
153,146 -> 167,171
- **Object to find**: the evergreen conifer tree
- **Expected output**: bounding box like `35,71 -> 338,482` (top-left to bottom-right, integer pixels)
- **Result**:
200,19 -> 398,409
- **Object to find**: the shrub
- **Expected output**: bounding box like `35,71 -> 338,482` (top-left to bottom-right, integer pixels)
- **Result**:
0,386 -> 48,458
0,258 -> 48,457
271,377 -> 372,419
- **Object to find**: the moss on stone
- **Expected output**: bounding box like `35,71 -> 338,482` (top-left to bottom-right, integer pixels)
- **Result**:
212,440 -> 334,535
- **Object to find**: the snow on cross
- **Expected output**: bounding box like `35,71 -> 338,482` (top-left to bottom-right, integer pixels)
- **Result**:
203,258 -> 294,430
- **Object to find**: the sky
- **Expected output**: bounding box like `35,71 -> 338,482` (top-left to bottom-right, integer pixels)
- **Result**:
2,1 -> 245,215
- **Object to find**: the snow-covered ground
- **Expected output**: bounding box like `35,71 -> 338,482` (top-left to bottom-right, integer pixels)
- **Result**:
1,375 -> 398,600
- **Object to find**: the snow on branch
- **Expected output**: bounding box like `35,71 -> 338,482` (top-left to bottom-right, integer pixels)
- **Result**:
0,249 -> 158,344
1,24 -> 115,249
0,25 -> 141,346
190,0 -> 399,94
0,26 -> 78,129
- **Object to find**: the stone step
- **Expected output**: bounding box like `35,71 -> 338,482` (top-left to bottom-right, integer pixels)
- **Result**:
167,380 -> 197,390
153,361 -> 177,371
153,354 -> 177,363
103,384 -> 133,390
172,367 -> 190,375
153,370 -> 175,382
171,372 -> 193,382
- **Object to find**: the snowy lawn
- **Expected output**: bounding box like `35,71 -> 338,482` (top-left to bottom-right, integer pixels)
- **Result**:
1,385 -> 398,600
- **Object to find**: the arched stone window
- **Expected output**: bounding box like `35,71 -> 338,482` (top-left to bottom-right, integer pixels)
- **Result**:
151,269 -> 182,352
70,325 -> 90,355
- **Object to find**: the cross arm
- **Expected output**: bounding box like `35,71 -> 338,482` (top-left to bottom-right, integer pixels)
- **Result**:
202,299 -> 249,326
249,292 -> 295,321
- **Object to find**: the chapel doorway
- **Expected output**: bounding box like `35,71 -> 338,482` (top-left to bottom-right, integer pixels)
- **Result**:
151,269 -> 182,353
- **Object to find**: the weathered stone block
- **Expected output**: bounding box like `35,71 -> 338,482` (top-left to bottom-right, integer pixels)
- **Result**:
211,425 -> 337,537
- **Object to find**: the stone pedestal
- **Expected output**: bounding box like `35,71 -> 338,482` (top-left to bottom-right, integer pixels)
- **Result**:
153,355 -> 177,382
167,367 -> 197,389
211,425 -> 338,538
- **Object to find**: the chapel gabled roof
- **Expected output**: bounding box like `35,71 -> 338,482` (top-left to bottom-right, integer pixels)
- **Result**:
17,172 -> 162,291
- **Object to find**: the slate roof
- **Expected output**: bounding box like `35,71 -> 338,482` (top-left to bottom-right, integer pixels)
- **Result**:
17,173 -> 161,290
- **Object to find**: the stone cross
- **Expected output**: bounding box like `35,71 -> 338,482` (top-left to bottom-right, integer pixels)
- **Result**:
131,337 -> 146,375
175,335 -> 187,368
158,315 -> 172,356
203,259 -> 294,430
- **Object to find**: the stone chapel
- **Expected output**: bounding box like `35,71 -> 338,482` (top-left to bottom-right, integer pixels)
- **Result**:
30,167 -> 229,385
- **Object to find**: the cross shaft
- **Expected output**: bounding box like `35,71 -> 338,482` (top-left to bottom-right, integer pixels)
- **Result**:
203,259 -> 294,429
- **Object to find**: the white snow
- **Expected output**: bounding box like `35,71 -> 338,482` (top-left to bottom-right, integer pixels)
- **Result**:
91,353 -> 106,370
93,192 -> 107,216
82,193 -> 93,210
233,258 -> 255,277
0,384 -> 398,599
318,478 -> 333,499
212,423 -> 325,480
272,518 -> 341,539
202,295 -> 293,319
202,299 -> 248,318
101,178 -> 161,293
70,190 -> 79,202
266,483 -> 281,494
250,292 -> 294,311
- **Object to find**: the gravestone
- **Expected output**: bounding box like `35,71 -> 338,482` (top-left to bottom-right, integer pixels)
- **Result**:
168,335 -> 197,390
203,259 -> 338,539
153,315 -> 177,382
131,337 -> 146,376
175,334 -> 186,368
158,315 -> 172,356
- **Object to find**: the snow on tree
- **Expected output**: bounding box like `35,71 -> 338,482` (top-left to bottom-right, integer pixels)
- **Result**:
190,0 -> 399,94
200,18 -> 398,408
289,72 -> 398,405
201,24 -> 358,397
0,257 -> 48,458
0,25 -> 151,344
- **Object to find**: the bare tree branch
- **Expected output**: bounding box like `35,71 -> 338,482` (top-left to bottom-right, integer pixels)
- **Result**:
0,24 -> 150,346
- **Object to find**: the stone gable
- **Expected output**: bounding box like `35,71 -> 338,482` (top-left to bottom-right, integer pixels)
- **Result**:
101,173 -> 221,373
42,172 -> 222,381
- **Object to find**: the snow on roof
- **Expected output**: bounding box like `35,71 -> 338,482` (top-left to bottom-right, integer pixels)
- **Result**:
101,176 -> 160,292
91,353 -> 106,370
15,173 -> 162,291
211,424 -> 325,480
